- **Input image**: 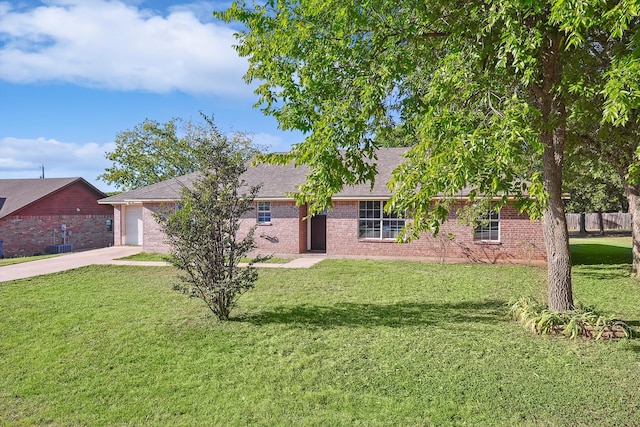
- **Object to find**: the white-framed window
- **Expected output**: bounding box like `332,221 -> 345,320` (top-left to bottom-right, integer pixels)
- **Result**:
358,201 -> 405,239
474,208 -> 500,241
257,201 -> 271,224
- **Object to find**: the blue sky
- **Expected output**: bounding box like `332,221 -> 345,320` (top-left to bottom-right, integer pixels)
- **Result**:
0,0 -> 302,192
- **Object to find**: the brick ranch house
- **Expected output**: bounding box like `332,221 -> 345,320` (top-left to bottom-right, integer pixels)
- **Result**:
98,148 -> 546,263
0,178 -> 114,258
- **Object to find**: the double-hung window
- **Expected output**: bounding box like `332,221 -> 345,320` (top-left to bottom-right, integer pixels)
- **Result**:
257,201 -> 271,224
358,201 -> 405,239
474,208 -> 500,241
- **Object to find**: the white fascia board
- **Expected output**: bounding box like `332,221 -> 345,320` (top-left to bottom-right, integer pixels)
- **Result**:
253,197 -> 296,202
98,199 -> 179,205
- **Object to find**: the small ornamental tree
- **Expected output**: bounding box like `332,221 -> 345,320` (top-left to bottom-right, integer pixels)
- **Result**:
156,117 -> 269,320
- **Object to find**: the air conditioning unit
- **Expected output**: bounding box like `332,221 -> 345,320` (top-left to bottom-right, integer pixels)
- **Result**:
47,244 -> 74,254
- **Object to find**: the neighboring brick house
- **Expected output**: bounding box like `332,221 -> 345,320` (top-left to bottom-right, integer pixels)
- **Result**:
0,178 -> 114,257
98,148 -> 546,263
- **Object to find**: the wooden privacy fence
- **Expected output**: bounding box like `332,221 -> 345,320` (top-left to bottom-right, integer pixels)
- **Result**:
566,213 -> 631,231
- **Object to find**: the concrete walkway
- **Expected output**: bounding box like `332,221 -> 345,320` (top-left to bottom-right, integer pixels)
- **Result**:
241,256 -> 325,269
0,247 -> 325,283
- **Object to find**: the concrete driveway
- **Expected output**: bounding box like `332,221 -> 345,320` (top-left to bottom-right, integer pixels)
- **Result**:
0,246 -> 143,283
0,247 -> 325,283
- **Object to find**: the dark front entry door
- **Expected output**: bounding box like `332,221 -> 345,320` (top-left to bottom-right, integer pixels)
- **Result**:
310,214 -> 326,252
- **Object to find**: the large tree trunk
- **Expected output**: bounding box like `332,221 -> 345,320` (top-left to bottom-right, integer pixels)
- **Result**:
541,137 -> 573,311
537,32 -> 573,311
625,184 -> 640,276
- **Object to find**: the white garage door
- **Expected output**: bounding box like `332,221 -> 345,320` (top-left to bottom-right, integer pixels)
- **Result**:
125,205 -> 143,245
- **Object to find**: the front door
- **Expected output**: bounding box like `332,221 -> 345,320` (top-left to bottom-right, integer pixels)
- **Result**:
310,213 -> 326,252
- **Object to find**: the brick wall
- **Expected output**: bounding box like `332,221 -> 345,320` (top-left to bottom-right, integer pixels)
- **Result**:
142,203 -> 173,253
298,204 -> 308,253
0,214 -> 114,257
132,201 -> 306,255
113,205 -> 122,246
109,199 -> 546,263
246,201 -> 304,254
326,201 -> 546,263
18,181 -> 113,217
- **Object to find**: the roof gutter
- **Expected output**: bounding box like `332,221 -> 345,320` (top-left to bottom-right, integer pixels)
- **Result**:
97,199 -> 178,205
98,193 -> 565,205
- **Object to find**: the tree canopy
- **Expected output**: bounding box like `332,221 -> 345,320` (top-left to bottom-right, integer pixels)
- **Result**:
219,0 -> 640,310
100,116 -> 261,191
563,152 -> 626,215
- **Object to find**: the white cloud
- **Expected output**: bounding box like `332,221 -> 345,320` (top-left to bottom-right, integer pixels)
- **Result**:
167,1 -> 232,22
250,132 -> 296,153
0,0 -> 250,96
0,136 -> 116,189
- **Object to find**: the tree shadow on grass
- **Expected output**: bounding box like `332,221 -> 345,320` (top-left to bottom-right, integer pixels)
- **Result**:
238,299 -> 508,329
570,243 -> 631,266
627,343 -> 640,352
626,321 -> 640,344
571,264 -> 633,281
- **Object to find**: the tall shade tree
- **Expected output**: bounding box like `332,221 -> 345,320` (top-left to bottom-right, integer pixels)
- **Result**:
219,1 -> 639,311
100,117 -> 261,191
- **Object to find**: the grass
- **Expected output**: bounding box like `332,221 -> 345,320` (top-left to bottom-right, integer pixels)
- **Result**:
1,240 -> 639,426
115,252 -> 170,262
569,235 -> 632,265
117,252 -> 291,264
0,254 -> 59,267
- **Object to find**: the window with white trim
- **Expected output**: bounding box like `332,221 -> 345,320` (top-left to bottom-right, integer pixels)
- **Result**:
358,201 -> 405,239
257,201 -> 271,224
474,208 -> 500,241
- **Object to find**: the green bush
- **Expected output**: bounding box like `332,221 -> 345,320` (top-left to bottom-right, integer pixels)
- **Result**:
509,297 -> 632,340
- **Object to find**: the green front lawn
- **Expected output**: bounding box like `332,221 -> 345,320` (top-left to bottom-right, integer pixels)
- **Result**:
0,254 -> 59,267
570,235 -> 632,265
115,252 -> 170,262
1,243 -> 639,425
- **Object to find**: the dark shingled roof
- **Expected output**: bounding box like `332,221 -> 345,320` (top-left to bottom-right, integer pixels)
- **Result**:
99,148 -> 410,204
0,177 -> 107,219
98,173 -> 201,204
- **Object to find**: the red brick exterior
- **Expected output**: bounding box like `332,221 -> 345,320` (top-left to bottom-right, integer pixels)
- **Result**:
117,201 -> 308,255
142,203 -> 173,253
113,205 -> 123,246
298,204 -> 308,253
0,182 -> 114,257
0,215 -> 114,257
326,201 -> 546,263
126,199 -> 545,263
246,201 -> 305,254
